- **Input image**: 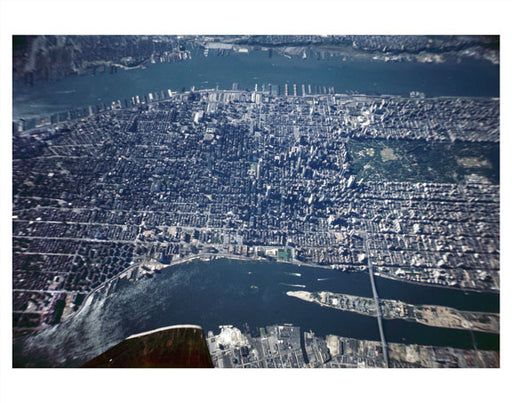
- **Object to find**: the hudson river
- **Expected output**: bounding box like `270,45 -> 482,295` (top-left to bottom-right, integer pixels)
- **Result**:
13,50 -> 499,120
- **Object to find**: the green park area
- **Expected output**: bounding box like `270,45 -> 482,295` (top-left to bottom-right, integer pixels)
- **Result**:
347,139 -> 499,184
277,248 -> 292,262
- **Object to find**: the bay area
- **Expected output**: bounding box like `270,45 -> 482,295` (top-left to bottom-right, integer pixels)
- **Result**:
13,258 -> 499,368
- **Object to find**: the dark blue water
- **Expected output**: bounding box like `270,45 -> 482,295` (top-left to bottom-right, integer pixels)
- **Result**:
375,275 -> 499,313
13,50 -> 499,120
13,259 -> 499,367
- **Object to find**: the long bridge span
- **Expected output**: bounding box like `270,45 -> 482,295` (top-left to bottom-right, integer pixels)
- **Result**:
362,231 -> 389,368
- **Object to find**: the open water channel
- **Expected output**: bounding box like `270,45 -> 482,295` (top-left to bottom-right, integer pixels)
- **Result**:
13,259 -> 499,367
13,49 -> 499,120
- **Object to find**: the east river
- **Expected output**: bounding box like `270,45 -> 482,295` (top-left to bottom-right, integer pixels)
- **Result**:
13,258 -> 499,367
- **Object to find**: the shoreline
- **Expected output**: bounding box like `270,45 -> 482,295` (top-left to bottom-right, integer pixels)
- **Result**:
373,271 -> 500,295
13,79 -> 499,127
286,290 -> 499,334
52,253 -> 498,333
12,253 -> 500,350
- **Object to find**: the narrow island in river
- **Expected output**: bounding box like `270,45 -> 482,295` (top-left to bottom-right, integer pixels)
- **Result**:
287,290 -> 499,334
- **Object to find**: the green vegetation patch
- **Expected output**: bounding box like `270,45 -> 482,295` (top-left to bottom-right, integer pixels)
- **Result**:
277,248 -> 291,262
347,139 -> 499,184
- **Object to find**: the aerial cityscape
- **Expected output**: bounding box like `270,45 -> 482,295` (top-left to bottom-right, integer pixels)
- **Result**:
12,35 -> 499,368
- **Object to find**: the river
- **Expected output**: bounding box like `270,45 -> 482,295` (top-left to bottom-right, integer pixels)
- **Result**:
12,258 -> 499,367
12,49 -> 499,120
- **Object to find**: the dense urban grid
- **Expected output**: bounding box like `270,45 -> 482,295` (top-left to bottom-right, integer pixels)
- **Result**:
13,87 -> 499,333
206,324 -> 498,368
13,74 -> 500,367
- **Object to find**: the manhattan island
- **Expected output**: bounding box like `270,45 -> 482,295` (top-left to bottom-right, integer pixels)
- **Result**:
13,86 -> 499,367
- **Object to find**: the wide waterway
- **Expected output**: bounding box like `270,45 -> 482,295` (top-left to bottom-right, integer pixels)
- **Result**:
13,49 -> 499,120
13,258 -> 499,367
